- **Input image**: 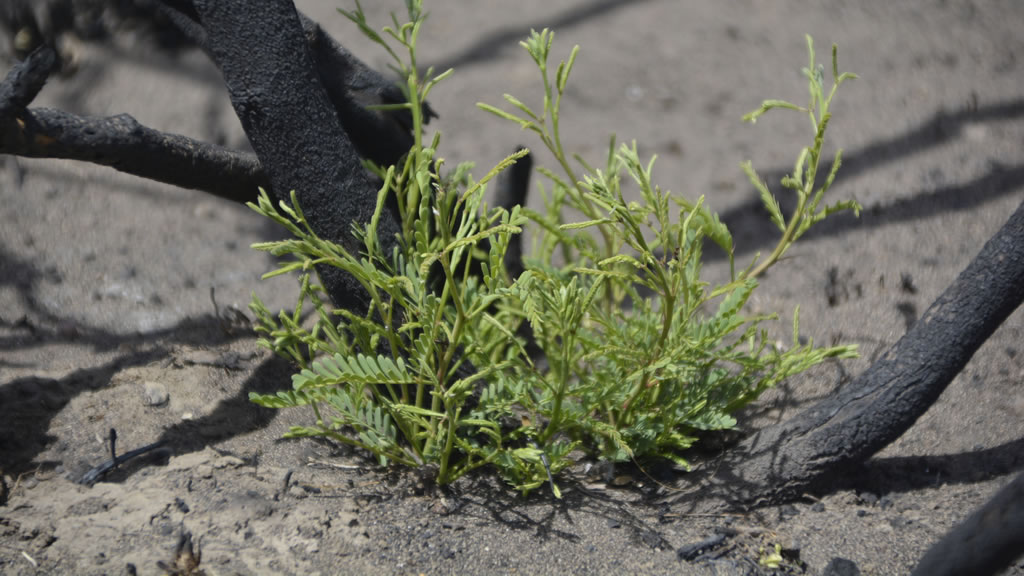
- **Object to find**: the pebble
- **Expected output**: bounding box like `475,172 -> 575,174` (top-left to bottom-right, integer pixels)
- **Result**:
142,381 -> 169,406
213,455 -> 245,469
857,491 -> 879,506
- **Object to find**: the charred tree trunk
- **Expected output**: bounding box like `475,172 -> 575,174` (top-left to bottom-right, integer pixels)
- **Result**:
910,469 -> 1024,576
708,198 -> 1024,505
186,0 -> 395,313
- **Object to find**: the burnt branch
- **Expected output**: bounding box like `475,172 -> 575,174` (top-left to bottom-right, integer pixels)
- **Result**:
0,45 -> 54,121
4,108 -> 266,203
0,42 -> 266,202
154,0 -> 433,170
189,0 -> 400,312
710,198 -> 1024,505
910,470 -> 1024,576
1,2 -> 436,207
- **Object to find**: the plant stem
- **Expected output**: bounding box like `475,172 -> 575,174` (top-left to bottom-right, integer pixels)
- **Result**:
541,326 -> 573,444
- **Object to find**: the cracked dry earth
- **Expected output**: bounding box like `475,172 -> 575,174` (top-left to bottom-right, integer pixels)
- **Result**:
3,0 -> 1024,574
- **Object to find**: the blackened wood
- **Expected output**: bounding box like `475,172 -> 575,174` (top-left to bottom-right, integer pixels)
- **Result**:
191,0 -> 400,312
0,45 -> 54,124
717,198 -> 1024,504
2,106 -> 266,203
155,0 -> 428,170
910,470 -> 1024,576
0,44 -> 265,203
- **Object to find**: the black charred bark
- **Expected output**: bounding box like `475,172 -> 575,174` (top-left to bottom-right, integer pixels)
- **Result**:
910,470 -> 1024,576
0,46 -> 267,204
153,0 -> 432,170
712,198 -> 1024,505
188,0 -> 400,313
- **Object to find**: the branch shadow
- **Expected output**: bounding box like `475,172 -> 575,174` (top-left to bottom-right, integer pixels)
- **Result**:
422,0 -> 657,74
0,241 -> 286,477
0,317 -> 265,477
837,438 -> 1024,496
712,98 -> 1024,263
150,353 -> 291,455
0,243 -> 254,354
444,472 -> 671,549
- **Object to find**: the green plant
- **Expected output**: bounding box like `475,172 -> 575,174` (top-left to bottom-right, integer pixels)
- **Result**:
759,543 -> 784,568
248,1 -> 860,496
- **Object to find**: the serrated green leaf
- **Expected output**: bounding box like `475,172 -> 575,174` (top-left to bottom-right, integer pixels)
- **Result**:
741,161 -> 785,233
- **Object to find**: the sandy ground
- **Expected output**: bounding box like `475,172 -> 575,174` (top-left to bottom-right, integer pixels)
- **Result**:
2,0 -> 1024,574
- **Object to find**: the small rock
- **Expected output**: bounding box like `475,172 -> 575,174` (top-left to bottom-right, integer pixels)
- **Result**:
143,381 -> 169,406
606,518 -> 621,529
879,495 -> 894,510
858,492 -> 879,506
811,502 -> 826,513
288,486 -> 307,499
890,516 -> 913,529
430,498 -> 454,515
639,530 -> 664,549
856,509 -> 869,518
155,521 -> 177,536
779,504 -> 800,518
823,557 -> 860,576
213,455 -> 245,469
